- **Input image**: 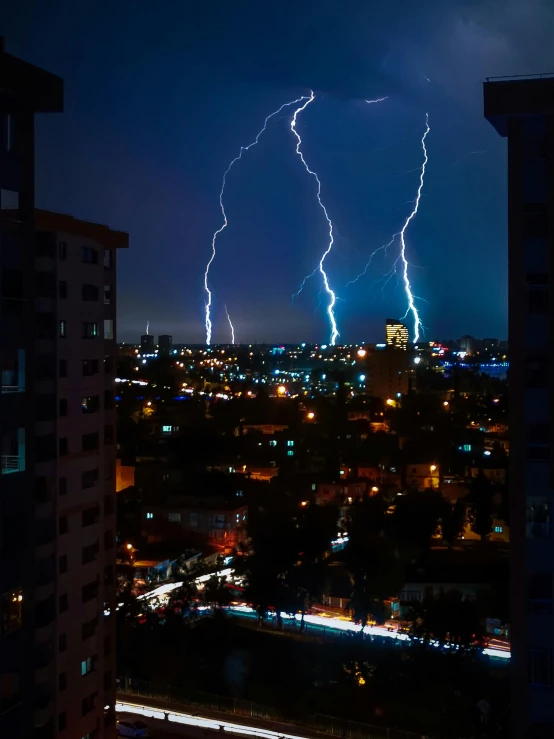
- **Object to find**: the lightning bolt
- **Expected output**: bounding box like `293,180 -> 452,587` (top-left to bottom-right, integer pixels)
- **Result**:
397,113 -> 430,344
203,93 -> 312,345
365,97 -> 389,104
346,113 -> 430,344
224,305 -> 235,345
290,91 -> 339,346
146,320 -> 149,336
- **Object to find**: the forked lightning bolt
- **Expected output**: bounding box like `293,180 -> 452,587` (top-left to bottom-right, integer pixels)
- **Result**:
347,113 -> 430,344
224,305 -> 235,345
398,113 -> 430,344
290,91 -> 339,346
203,94 -> 312,345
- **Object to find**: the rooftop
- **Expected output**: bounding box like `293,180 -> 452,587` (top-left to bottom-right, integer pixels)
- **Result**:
0,37 -> 63,113
484,73 -> 554,136
34,209 -> 129,249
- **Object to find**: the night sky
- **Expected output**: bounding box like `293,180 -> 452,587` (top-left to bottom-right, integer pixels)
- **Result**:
2,0 -> 552,344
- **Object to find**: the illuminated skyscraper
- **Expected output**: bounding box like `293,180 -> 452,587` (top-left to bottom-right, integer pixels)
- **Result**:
385,318 -> 409,349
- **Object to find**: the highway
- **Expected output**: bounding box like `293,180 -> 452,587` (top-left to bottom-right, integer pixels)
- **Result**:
117,700 -> 318,739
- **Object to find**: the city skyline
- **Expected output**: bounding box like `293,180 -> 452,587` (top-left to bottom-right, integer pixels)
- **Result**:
2,0 -> 552,342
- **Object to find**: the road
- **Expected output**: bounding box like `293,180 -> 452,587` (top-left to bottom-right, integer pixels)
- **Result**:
117,700 -> 317,739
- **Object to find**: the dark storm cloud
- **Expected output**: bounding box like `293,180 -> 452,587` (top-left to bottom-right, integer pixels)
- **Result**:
178,0 -> 400,100
1,0 -> 552,342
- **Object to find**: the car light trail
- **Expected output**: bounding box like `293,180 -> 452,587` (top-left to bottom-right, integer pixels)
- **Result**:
225,606 -> 511,658
116,701 -> 314,739
137,567 -> 236,602
203,93 -> 312,345
290,91 -> 339,346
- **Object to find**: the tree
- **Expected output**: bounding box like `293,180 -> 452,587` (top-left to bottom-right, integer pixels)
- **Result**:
467,471 -> 494,541
204,575 -> 231,609
441,499 -> 467,547
393,488 -> 445,556
290,503 -> 339,629
408,590 -> 481,646
345,496 -> 405,625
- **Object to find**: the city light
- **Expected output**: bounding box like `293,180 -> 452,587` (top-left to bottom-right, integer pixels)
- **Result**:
357,349 -> 367,358
277,385 -> 286,396
306,411 -> 315,420
430,464 -> 437,472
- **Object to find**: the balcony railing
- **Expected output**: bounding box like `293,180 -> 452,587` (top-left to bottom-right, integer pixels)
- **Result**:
1,384 -> 25,394
1,455 -> 25,474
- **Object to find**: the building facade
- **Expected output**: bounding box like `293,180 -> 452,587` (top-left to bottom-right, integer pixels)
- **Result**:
366,346 -> 413,401
140,334 -> 154,354
35,209 -> 127,738
0,41 -> 127,738
1,41 -> 64,739
385,318 -> 409,349
158,334 -> 173,356
485,74 -> 554,737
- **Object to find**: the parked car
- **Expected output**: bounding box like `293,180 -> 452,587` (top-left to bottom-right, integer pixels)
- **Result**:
116,718 -> 151,737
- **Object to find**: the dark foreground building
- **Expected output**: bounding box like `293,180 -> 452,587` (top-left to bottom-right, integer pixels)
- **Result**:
485,74 -> 554,737
1,40 -> 126,738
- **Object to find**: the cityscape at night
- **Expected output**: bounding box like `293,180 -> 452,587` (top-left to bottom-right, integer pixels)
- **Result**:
1,2 -> 554,738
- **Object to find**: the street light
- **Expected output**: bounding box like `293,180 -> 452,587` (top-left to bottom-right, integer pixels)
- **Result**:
430,464 -> 437,473
307,411 -> 315,420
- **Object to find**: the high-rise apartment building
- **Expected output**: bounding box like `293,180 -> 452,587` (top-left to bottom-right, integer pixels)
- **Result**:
140,334 -> 154,354
1,41 -> 63,738
367,347 -> 412,401
485,74 -> 554,738
385,318 -> 409,349
158,334 -> 173,357
1,40 -> 127,739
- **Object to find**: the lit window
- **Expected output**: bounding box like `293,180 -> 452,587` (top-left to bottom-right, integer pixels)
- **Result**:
145,512 -> 153,520
1,589 -> 23,634
463,444 -> 471,452
287,450 -> 294,457
80,657 -> 93,676
168,513 -> 181,523
162,425 -> 172,434
494,526 -> 503,533
103,320 -> 114,340
59,320 -> 67,338
312,483 -> 316,491
287,440 -> 294,447
82,322 -> 98,339
269,440 -> 277,447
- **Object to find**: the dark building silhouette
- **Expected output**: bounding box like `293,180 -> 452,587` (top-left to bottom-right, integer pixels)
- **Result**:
140,333 -> 155,354
158,334 -> 173,356
0,39 -> 63,738
1,40 -> 124,738
485,73 -> 554,737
